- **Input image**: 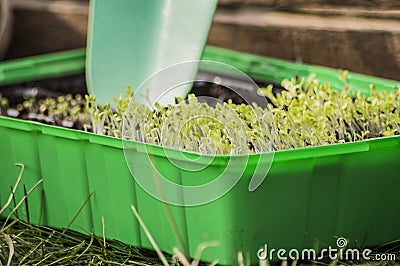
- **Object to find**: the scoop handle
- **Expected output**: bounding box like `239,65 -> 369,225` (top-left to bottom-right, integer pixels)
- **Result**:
86,0 -> 217,106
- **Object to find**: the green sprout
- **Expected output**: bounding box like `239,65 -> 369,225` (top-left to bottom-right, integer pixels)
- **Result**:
1,72 -> 399,155
84,72 -> 399,155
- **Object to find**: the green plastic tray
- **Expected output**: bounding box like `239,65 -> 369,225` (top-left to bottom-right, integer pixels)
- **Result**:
0,47 -> 399,265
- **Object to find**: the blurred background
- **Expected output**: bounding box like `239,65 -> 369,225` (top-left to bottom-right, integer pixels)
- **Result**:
1,0 -> 400,80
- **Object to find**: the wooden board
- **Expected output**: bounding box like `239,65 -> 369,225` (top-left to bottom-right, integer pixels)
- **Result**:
4,0 -> 400,81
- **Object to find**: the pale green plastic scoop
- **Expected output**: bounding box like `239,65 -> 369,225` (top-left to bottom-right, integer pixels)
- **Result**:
86,0 -> 217,106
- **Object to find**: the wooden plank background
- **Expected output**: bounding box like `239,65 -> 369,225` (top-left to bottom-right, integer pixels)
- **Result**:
3,0 -> 400,80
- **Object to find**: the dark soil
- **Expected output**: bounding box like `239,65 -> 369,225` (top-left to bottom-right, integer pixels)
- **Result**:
0,74 -> 87,105
0,71 -> 284,130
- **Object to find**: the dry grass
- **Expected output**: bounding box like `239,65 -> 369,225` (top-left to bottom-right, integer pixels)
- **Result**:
0,165 -> 398,265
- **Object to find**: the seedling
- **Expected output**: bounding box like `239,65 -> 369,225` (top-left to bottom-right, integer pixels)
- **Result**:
1,73 -> 399,155
84,73 -> 400,154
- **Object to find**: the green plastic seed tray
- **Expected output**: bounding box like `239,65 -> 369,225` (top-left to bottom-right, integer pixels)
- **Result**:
0,47 -> 399,265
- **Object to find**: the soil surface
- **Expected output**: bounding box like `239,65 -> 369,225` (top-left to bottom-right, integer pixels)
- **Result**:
0,71 -> 284,107
0,71 -> 285,130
